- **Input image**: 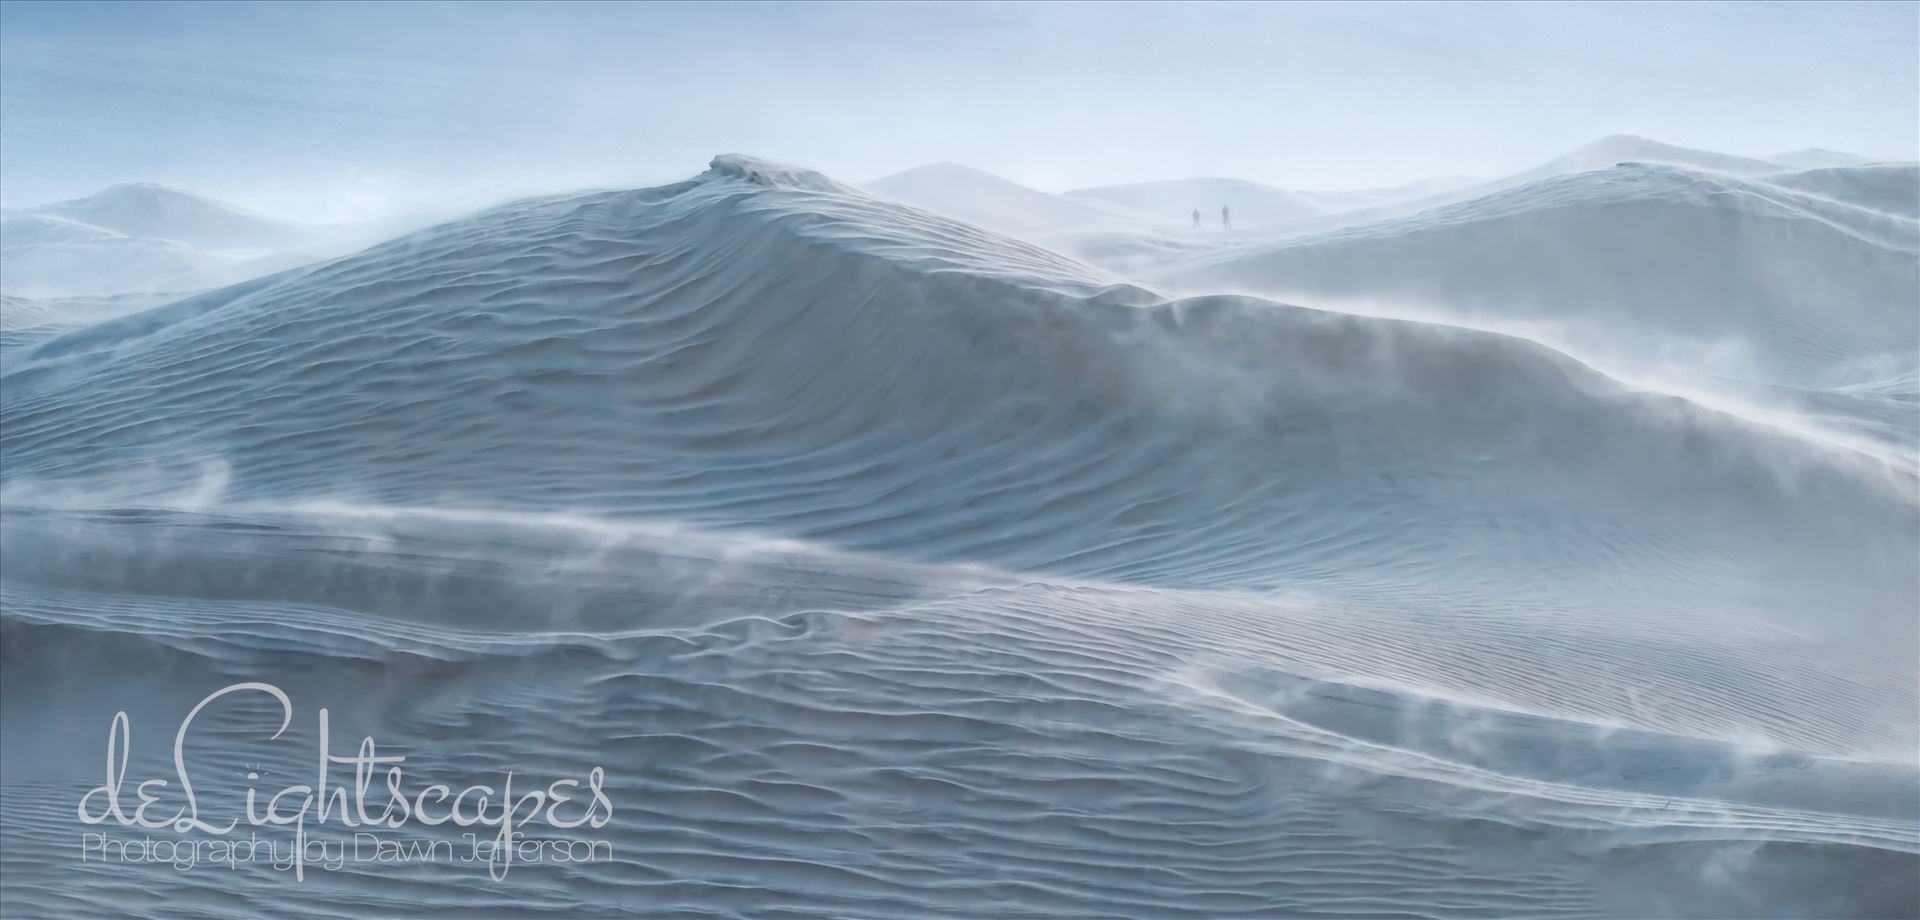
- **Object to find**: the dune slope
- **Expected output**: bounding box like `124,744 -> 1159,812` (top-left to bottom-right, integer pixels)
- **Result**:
1,155 -> 1914,918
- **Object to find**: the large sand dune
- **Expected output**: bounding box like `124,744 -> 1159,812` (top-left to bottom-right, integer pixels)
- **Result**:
2,151 -> 1914,917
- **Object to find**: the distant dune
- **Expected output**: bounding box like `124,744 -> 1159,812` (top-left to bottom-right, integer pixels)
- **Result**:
1506,133 -> 1789,183
1768,147 -> 1877,169
1065,176 -> 1328,226
24,181 -> 310,249
1064,174 -> 1484,227
1154,162 -> 1919,394
0,183 -> 439,298
865,161 -> 1153,235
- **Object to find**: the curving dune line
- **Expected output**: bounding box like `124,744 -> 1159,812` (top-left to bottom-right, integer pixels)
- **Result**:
1,155 -> 1914,917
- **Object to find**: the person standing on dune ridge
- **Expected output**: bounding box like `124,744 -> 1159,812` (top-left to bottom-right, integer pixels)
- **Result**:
1192,208 -> 1201,229
1221,205 -> 1231,230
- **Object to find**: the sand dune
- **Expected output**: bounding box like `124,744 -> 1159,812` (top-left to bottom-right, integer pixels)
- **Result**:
0,183 -> 432,298
1065,175 -> 1485,228
1768,147 -> 1876,169
1765,161 -> 1920,217
1066,177 -> 1328,226
1504,134 -> 1789,185
866,161 -> 1155,235
1148,163 -> 1918,398
1,150 -> 1914,917
24,182 -> 310,249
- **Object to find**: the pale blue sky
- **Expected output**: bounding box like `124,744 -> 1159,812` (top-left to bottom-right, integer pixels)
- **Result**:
2,0 -> 1915,221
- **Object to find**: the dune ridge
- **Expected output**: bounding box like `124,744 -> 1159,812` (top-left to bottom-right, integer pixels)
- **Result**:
1,152 -> 1915,918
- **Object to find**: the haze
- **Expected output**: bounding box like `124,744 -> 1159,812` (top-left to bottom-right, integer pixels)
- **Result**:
2,0 -> 1915,223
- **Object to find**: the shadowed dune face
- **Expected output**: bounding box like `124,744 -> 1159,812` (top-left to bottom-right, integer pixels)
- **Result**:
3,504 -> 1916,918
5,158 -> 1911,626
1,154 -> 1916,918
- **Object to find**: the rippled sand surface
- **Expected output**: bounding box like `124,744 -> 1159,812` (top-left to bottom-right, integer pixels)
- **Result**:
2,156 -> 1914,917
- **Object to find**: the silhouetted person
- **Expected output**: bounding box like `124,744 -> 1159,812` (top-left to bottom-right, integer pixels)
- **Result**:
1192,208 -> 1201,229
1221,205 -> 1231,230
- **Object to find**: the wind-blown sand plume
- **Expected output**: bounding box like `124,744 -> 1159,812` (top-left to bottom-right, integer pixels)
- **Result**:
1764,162 -> 1920,218
1,154 -> 1915,917
0,212 -> 219,298
1147,163 -> 1919,394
